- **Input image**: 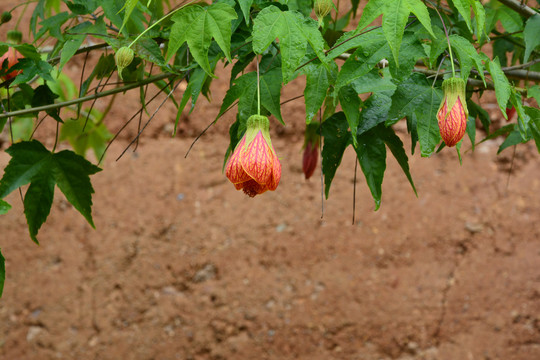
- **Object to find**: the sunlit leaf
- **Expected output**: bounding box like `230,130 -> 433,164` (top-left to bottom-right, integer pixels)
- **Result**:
167,3 -> 237,76
450,0 -> 472,32
0,199 -> 10,215
253,5 -> 326,83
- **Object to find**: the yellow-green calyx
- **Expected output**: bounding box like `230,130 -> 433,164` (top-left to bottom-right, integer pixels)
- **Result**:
6,30 -> 22,45
243,114 -> 273,152
115,46 -> 135,79
314,0 -> 333,26
440,77 -> 468,119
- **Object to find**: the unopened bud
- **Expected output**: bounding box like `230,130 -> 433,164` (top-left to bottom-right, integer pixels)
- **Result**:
314,0 -> 333,26
1,12 -> 12,25
115,46 -> 134,79
437,77 -> 468,147
302,121 -> 320,180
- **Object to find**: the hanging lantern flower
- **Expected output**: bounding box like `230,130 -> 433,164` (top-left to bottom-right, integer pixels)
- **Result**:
437,77 -> 468,147
225,115 -> 281,197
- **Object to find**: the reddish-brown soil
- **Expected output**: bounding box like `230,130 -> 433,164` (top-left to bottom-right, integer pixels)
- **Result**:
1,2 -> 540,359
1,62 -> 540,359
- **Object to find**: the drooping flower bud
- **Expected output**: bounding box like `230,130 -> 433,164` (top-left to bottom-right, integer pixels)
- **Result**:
115,46 -> 134,79
437,77 -> 468,147
302,121 -> 320,180
506,106 -> 516,122
225,115 -> 281,197
314,0 -> 333,27
1,12 -> 12,25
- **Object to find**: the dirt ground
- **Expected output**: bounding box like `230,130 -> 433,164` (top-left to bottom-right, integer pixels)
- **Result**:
1,2 -> 540,359
0,59 -> 540,360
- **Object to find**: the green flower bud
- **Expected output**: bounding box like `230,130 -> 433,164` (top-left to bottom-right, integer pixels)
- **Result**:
1,11 -> 12,25
115,46 -> 134,79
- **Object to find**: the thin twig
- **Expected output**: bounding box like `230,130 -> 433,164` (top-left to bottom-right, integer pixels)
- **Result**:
134,63 -> 155,152
319,108 -> 324,219
507,145 -> 517,189
29,114 -> 48,140
502,58 -> 540,72
52,120 -> 59,152
497,0 -> 537,18
185,118 -> 220,158
83,70 -> 114,132
280,94 -> 304,106
352,159 -> 358,225
116,79 -> 185,161
0,72 -> 176,119
98,77 -> 178,164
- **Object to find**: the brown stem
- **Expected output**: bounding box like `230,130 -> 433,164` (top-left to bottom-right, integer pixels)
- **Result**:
497,0 -> 537,18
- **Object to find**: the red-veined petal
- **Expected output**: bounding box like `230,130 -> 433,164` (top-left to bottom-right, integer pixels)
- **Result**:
225,137 -> 251,184
239,131 -> 273,185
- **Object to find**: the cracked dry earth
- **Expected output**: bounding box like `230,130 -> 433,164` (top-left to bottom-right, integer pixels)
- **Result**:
0,65 -> 540,360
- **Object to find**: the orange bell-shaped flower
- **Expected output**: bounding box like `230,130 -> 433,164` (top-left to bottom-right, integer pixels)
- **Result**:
225,115 -> 281,197
437,77 -> 468,147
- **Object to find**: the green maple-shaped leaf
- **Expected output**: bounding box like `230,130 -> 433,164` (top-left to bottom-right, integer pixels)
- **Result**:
525,106 -> 540,153
339,85 -> 362,147
302,62 -> 337,123
252,5 -> 327,83
470,0 -> 486,41
237,0 -> 254,24
333,28 -> 390,94
60,115 -> 113,160
524,14 -> 540,63
356,0 -> 385,31
488,57 -> 511,120
0,199 -> 10,214
451,0 -> 473,32
166,3 -> 237,76
449,34 -> 486,83
376,125 -> 417,196
217,68 -> 283,123
118,0 -> 139,35
0,140 -> 102,243
355,127 -> 387,211
387,73 -> 443,157
322,112 -> 352,198
379,0 -> 435,65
